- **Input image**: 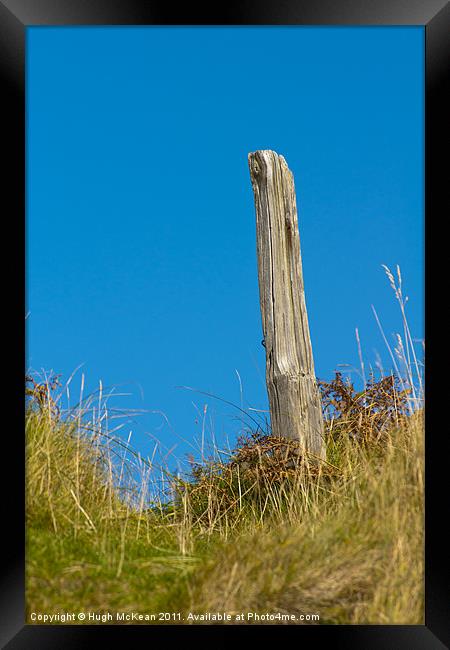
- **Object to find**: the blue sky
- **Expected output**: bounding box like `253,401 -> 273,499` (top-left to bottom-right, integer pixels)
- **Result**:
27,26 -> 424,468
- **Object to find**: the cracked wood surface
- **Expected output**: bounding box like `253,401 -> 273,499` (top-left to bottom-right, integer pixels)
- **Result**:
248,150 -> 325,459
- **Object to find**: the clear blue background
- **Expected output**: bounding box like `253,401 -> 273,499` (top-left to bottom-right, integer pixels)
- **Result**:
27,27 -> 424,468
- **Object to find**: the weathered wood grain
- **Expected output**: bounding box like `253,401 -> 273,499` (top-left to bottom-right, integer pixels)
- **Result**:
248,150 -> 325,459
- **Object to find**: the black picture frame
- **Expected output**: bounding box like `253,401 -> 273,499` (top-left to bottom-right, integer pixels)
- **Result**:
2,1 -> 448,647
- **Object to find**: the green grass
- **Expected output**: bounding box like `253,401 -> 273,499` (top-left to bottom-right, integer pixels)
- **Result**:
26,372 -> 424,625
26,405 -> 194,618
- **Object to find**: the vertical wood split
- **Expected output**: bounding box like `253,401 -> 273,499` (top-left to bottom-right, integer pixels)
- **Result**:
248,150 -> 325,459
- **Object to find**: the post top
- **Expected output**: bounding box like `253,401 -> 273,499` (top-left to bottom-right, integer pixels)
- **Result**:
248,149 -> 283,158
248,150 -> 290,179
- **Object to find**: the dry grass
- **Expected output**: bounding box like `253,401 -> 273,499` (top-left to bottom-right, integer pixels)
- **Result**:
179,410 -> 423,624
26,369 -> 423,624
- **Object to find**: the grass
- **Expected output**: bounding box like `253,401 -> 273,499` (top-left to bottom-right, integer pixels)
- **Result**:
25,389 -> 195,619
26,373 -> 424,625
26,265 -> 424,624
179,410 -> 424,625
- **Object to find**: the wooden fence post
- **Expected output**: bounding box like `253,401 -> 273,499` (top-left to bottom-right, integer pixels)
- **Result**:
248,150 -> 325,459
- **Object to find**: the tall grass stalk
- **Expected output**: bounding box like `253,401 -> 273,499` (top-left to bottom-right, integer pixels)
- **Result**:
26,267 -> 424,624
